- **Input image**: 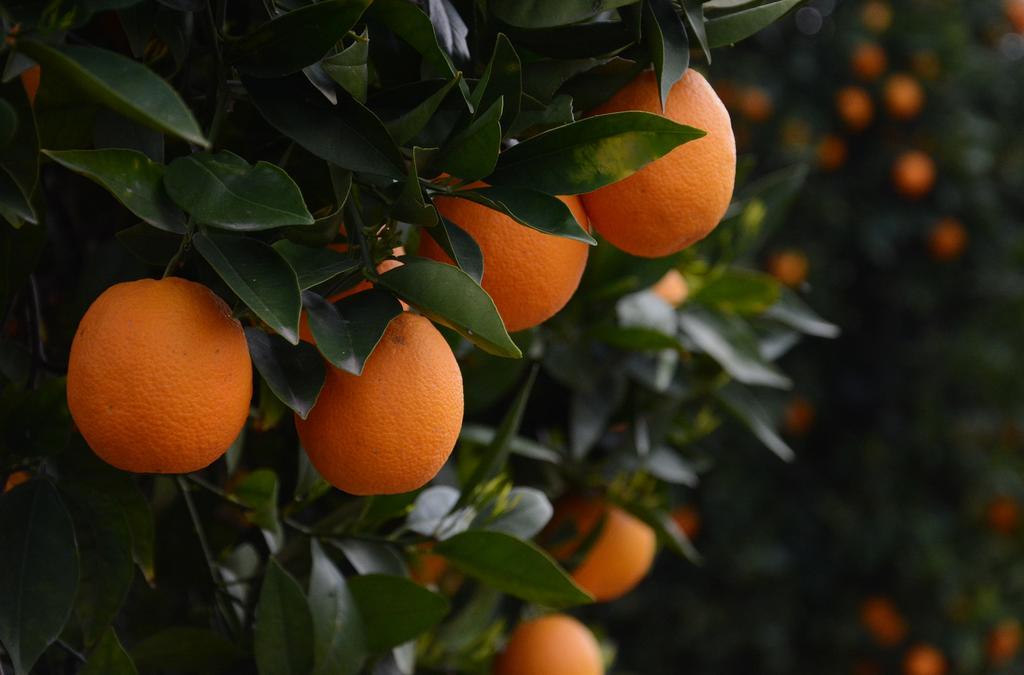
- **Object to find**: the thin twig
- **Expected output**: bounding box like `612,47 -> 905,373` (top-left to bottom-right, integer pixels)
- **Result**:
162,229 -> 192,279
56,639 -> 86,664
26,275 -> 44,388
187,474 -> 239,504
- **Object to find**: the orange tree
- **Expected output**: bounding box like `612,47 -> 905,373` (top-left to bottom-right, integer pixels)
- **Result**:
0,1 -> 829,673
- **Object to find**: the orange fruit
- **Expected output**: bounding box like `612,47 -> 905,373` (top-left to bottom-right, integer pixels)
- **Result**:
783,397 -> 816,437
409,543 -> 451,588
903,644 -> 947,675
20,65 -> 40,106
544,496 -> 657,602
892,151 -> 936,200
738,86 -> 774,122
987,620 -> 1022,666
671,505 -> 700,539
767,249 -> 809,287
3,470 -> 30,493
651,269 -> 688,307
836,86 -> 874,131
67,278 -> 252,473
986,496 -> 1019,535
580,69 -> 736,258
817,134 -> 848,172
927,218 -> 967,262
295,312 -> 463,495
862,0 -> 894,33
418,190 -> 589,333
860,596 -> 908,647
494,614 -> 603,675
1008,0 -> 1024,32
851,43 -> 888,81
884,74 -> 925,120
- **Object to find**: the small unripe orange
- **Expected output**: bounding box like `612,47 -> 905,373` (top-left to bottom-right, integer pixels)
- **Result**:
767,250 -> 809,287
851,43 -> 888,81
927,218 -> 967,262
884,74 -> 925,120
836,86 -> 874,131
892,151 -> 936,200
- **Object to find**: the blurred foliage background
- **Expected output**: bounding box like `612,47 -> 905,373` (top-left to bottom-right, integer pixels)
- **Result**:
596,0 -> 1024,673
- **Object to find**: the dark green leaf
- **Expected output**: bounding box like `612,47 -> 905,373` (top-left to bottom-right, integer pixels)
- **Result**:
764,288 -> 840,338
303,289 -> 403,376
391,148 -> 439,227
559,56 -> 646,112
644,0 -> 689,110
377,258 -> 520,357
490,0 -> 638,28
489,112 -> 705,194
346,575 -> 449,651
452,186 -> 594,243
232,469 -> 283,549
229,0 -> 373,77
0,77 -> 39,225
680,0 -> 711,61
17,41 -> 206,146
45,149 -> 186,233
383,75 -> 463,146
333,539 -> 409,577
523,57 -> 611,102
322,29 -> 370,103
308,541 -> 367,675
474,486 -> 553,539
116,223 -> 183,267
625,501 -> 700,563
82,628 -> 138,675
0,216 -> 46,315
691,268 -> 781,314
256,559 -> 315,675
591,324 -> 683,351
705,0 -> 803,48
245,75 -> 405,179
194,231 -> 302,343
273,241 -> 360,290
715,383 -> 795,461
473,34 -> 522,133
432,97 -> 503,182
424,216 -> 484,283
0,99 -> 17,148
166,151 -> 313,231
131,628 -> 244,673
678,308 -> 791,388
0,170 -> 36,227
508,94 -> 575,138
435,530 -> 592,607
0,480 -> 79,675
245,328 -> 326,419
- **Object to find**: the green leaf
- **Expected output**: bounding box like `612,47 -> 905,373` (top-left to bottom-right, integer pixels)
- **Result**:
680,0 -> 711,61
256,559 -> 315,675
435,530 -> 592,608
273,241 -> 360,291
473,34 -> 522,133
432,97 -> 503,182
322,29 -> 370,103
131,628 -> 244,674
232,469 -> 284,550
644,0 -> 689,111
194,230 -> 302,343
303,289 -> 403,376
228,0 -> 373,77
0,77 -> 39,225
245,328 -> 326,419
333,539 -> 409,577
116,223 -> 183,267
0,480 -> 79,675
474,487 -> 554,539
0,99 -> 16,148
489,112 -> 705,195
452,186 -> 595,243
490,0 -> 638,28
45,149 -> 186,233
591,324 -> 683,351
82,628 -> 138,675
17,41 -> 206,146
245,75 -> 405,179
679,308 -> 792,389
308,541 -> 367,675
715,383 -> 795,461
383,75 -> 463,146
391,148 -> 439,227
377,257 -> 521,358
705,0 -> 804,48
424,216 -> 484,283
166,151 -> 313,231
764,288 -> 840,338
346,575 -> 449,651
691,269 -> 781,314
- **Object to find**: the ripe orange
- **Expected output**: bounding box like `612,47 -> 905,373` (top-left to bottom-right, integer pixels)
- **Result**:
295,312 -> 463,495
927,218 -> 967,262
986,496 -> 1019,535
651,269 -> 688,307
418,190 -> 589,333
903,644 -> 947,675
767,249 -> 809,287
860,596 -> 908,647
738,86 -> 773,122
544,496 -> 657,602
783,397 -> 816,436
817,134 -> 848,172
20,65 -> 40,106
3,470 -> 30,493
67,278 -> 252,473
851,43 -> 888,81
1008,0 -> 1024,32
987,620 -> 1022,666
836,86 -> 874,131
580,69 -> 736,258
862,0 -> 894,33
494,614 -> 603,675
671,505 -> 700,539
409,543 -> 461,593
884,74 -> 925,120
892,150 -> 936,200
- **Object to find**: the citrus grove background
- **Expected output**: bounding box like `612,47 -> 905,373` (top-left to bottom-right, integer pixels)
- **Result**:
0,0 -> 1021,674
